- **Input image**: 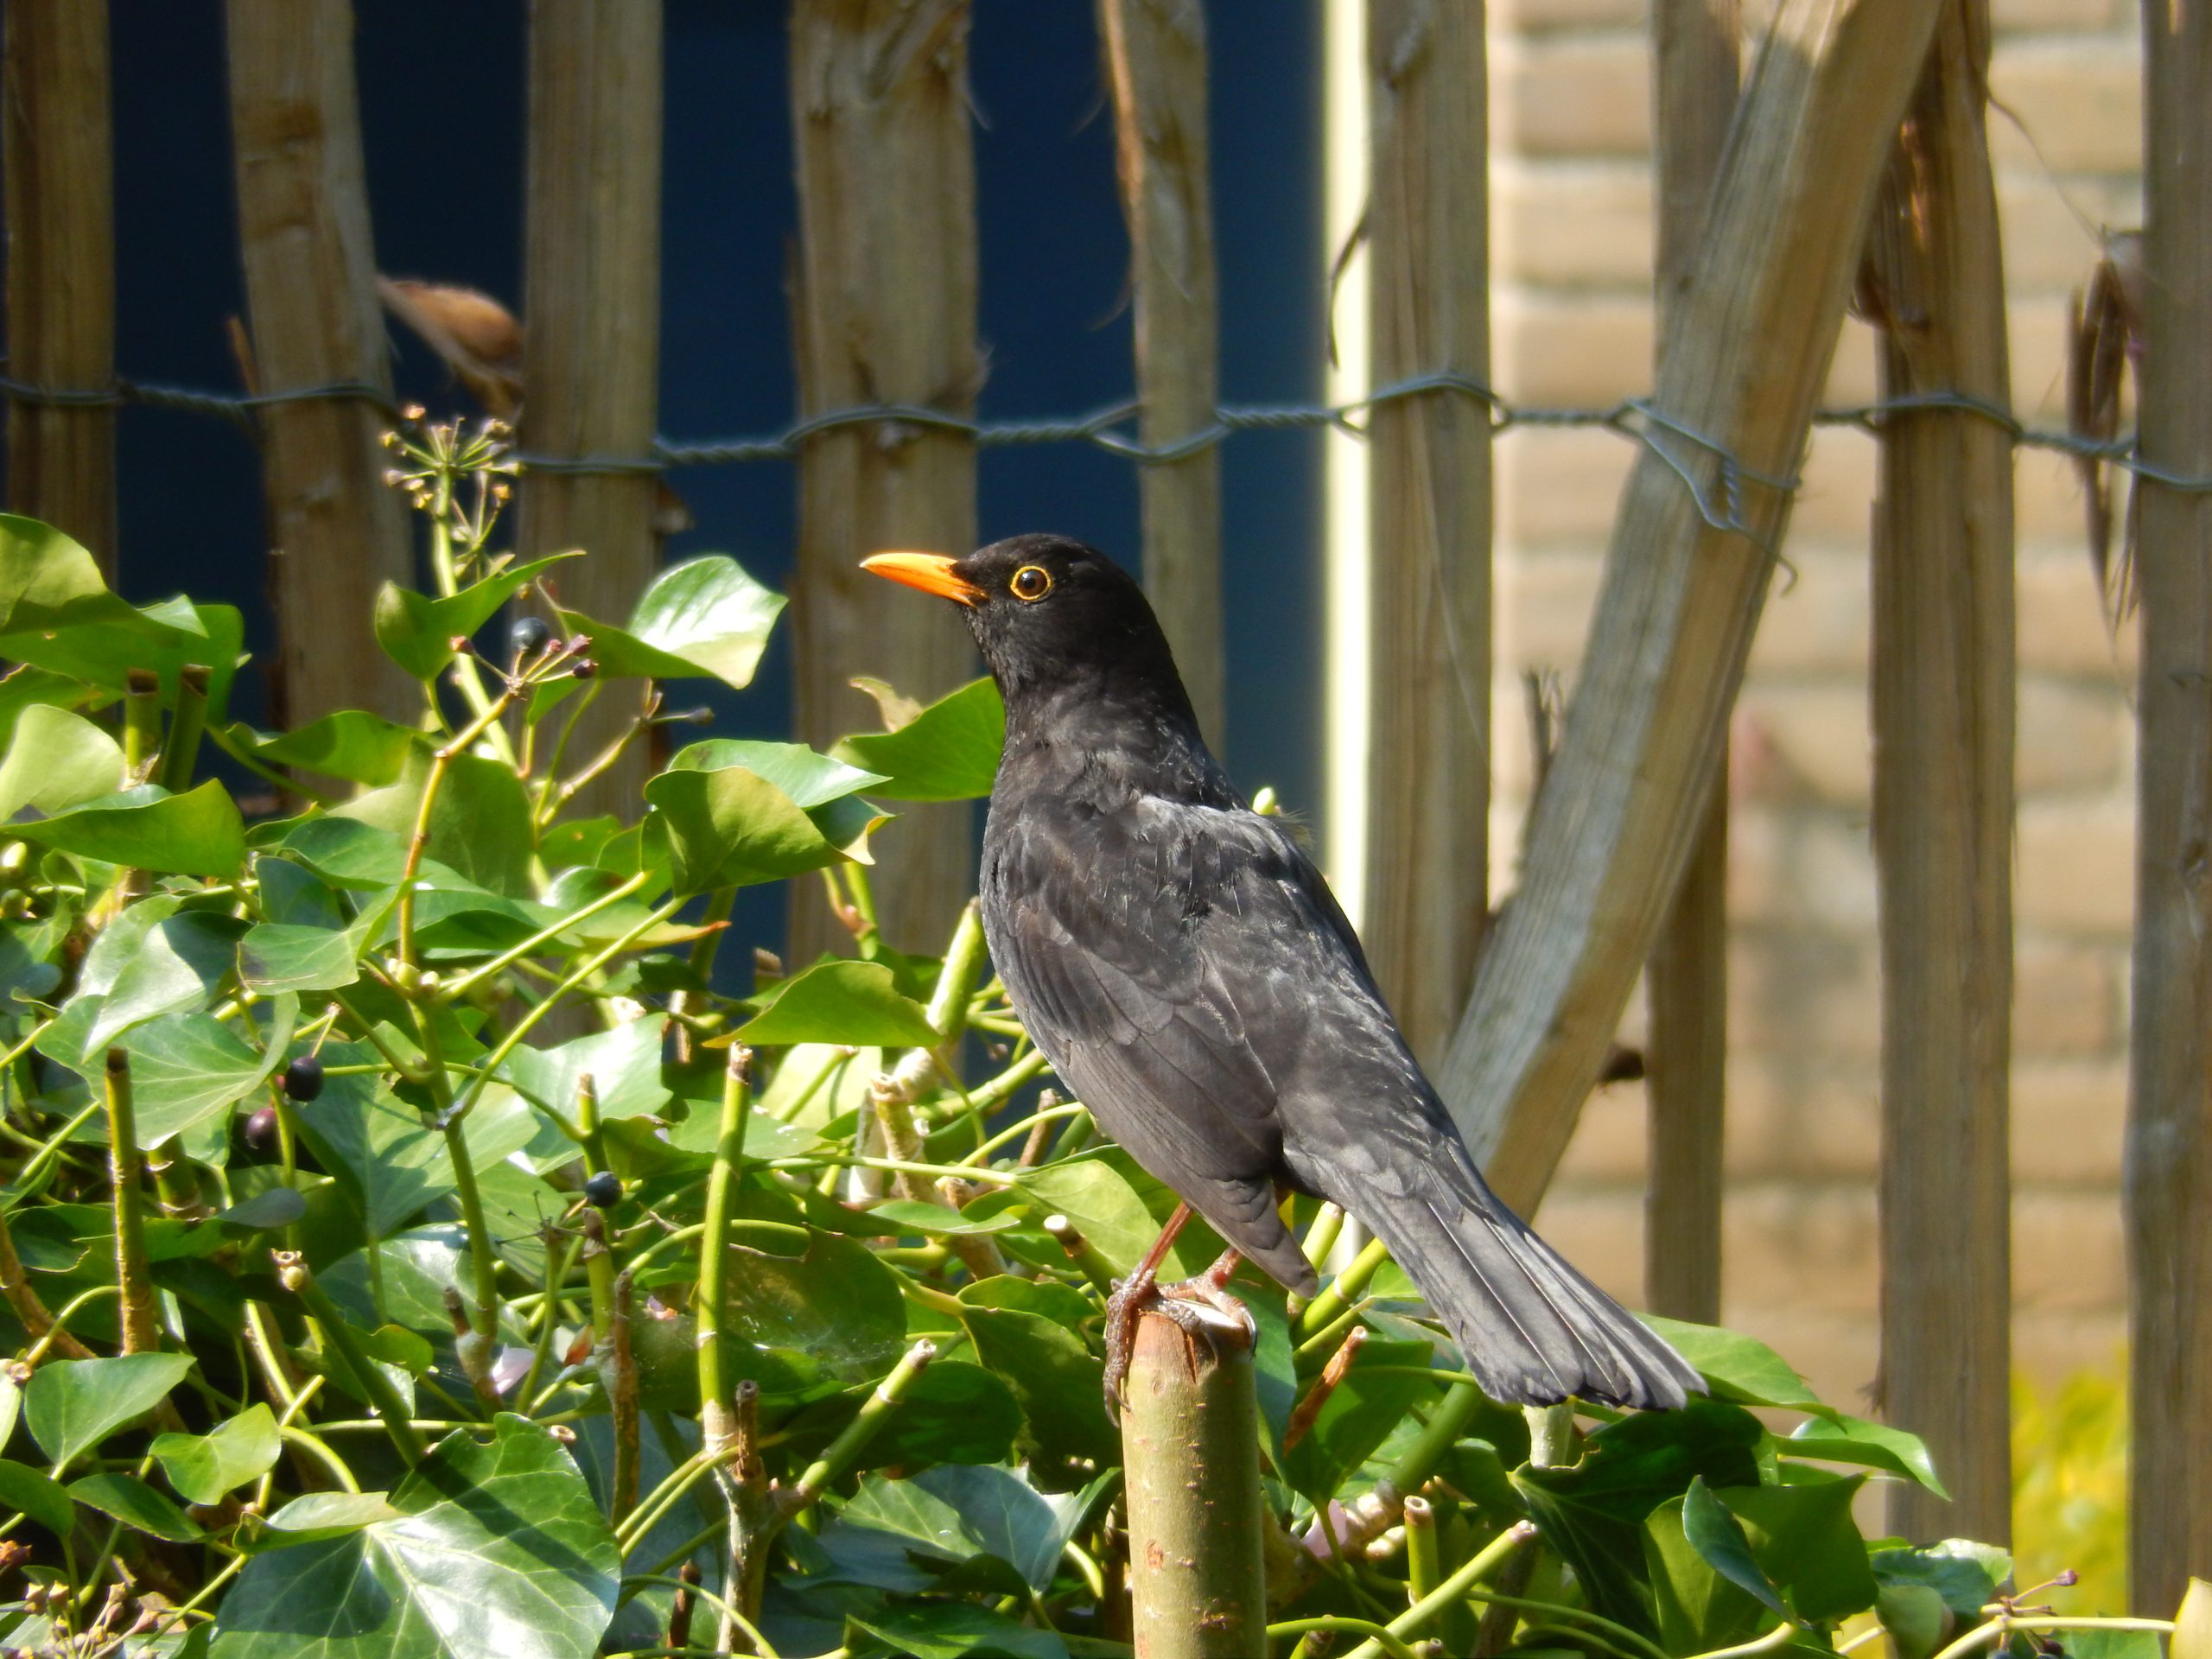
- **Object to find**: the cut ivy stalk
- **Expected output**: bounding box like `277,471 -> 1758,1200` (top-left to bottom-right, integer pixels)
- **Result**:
781,1337 -> 938,1514
275,1251 -> 425,1465
1121,1300 -> 1268,1658
121,666 -> 160,779
105,1049 -> 160,1353
1337,1519 -> 1537,1659
156,664 -> 211,795
1294,1234 -> 1392,1341
1402,1495 -> 1440,1605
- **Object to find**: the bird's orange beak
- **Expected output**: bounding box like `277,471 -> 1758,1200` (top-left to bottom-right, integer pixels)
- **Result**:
861,551 -> 985,607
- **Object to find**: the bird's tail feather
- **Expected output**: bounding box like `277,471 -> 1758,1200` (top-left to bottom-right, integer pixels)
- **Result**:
1360,1146 -> 1703,1411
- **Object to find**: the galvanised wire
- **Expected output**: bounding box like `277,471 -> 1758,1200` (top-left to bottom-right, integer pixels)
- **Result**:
0,365 -> 2197,550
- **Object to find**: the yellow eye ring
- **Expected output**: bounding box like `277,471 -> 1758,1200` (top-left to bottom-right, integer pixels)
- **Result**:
1009,564 -> 1053,601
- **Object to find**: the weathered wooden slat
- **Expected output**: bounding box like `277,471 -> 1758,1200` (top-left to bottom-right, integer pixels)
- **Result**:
1643,0 -> 1738,1326
1096,0 -> 1224,746
226,0 -> 413,727
788,0 -> 980,959
3,0 -> 117,571
1865,0 -> 2014,1547
516,0 -> 664,819
2127,0 -> 2212,1611
1361,0 -> 1491,1068
1442,0 -> 1945,1216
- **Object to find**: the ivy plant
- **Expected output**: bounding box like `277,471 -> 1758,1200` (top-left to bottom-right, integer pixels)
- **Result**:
0,423 -> 2177,1659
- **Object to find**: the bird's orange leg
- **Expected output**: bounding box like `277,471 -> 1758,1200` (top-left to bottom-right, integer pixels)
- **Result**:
1103,1213 -> 1254,1421
1103,1203 -> 1192,1418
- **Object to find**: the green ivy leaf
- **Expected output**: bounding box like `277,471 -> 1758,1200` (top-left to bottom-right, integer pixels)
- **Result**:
118,995 -> 294,1149
1282,1338 -> 1441,1503
0,1457 -> 74,1536
82,912 -> 246,1054
643,764 -> 885,897
238,922 -> 363,995
736,961 -> 939,1048
1682,1477 -> 1789,1616
846,1600 -> 1068,1659
373,554 -> 578,683
0,705 -> 122,818
1014,1148 -> 1223,1279
556,554 -> 785,689
227,710 -> 425,788
956,1278 -> 1117,1473
1722,1478 -> 1877,1623
25,1353 -> 195,1469
825,1464 -> 1090,1596
1782,1411 -> 1947,1495
208,1415 -> 619,1659
500,1014 -> 670,1127
69,1471 -> 207,1543
1870,1539 -> 2012,1619
294,1048 -> 461,1240
1640,1314 -> 1828,1414
151,1407 -> 283,1513
335,748 -> 534,899
0,513 -> 122,632
10,782 -> 245,878
832,677 -> 1005,801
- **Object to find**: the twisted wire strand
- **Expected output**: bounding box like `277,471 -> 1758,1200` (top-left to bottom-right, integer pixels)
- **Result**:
3,366 -> 2202,512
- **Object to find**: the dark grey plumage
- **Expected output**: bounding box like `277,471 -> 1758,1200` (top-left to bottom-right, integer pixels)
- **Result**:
927,533 -> 1701,1410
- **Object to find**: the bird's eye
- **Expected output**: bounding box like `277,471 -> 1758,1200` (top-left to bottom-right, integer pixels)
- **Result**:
1009,564 -> 1053,601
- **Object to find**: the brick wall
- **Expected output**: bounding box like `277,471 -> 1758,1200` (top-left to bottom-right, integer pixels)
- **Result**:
1484,0 -> 2145,1408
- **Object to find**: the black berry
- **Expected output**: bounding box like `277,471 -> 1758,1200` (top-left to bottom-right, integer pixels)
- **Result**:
283,1054 -> 324,1103
243,1105 -> 279,1153
583,1170 -> 622,1209
509,614 -> 552,658
570,658 -> 598,681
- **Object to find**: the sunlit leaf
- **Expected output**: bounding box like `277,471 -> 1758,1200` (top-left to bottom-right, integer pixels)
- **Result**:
25,1354 -> 195,1469
208,1415 -> 618,1659
556,555 -> 784,689
832,677 -> 1005,802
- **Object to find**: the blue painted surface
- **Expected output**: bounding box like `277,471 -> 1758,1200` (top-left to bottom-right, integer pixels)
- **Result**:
89,1 -> 1322,955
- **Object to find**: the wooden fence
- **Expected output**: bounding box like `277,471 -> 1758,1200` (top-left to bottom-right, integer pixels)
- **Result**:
3,0 -> 2208,1609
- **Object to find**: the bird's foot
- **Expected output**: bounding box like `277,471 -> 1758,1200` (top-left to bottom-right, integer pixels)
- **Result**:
1103,1249 -> 1249,1422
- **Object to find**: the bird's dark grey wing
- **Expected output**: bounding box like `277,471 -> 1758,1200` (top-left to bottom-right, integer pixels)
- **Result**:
982,796 -> 1351,1293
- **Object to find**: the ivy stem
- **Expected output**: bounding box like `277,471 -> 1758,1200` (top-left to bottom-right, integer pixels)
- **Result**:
1402,1496 -> 1440,1605
436,870 -> 651,1004
696,1048 -> 753,1447
1338,1519 -> 1536,1659
516,1227 -> 577,1414
0,1205 -> 93,1359
105,1050 -> 160,1353
276,1252 -> 425,1465
397,686 -> 518,970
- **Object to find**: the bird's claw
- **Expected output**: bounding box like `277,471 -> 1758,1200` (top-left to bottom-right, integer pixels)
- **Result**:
1102,1258 -> 1255,1424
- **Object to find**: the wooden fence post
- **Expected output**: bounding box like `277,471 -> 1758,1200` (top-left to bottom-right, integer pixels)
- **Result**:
1440,0 -> 1945,1217
1643,0 -> 1738,1326
1864,0 -> 2013,1547
516,0 -> 664,820
1362,0 -> 1491,1068
226,0 -> 413,728
1097,0 -> 1224,746
3,0 -> 117,574
788,0 -> 980,960
2127,0 -> 2212,1611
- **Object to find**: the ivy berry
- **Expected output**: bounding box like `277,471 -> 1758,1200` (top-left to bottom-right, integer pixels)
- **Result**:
283,1054 -> 325,1103
243,1105 -> 280,1154
510,614 -> 552,658
583,1170 -> 622,1209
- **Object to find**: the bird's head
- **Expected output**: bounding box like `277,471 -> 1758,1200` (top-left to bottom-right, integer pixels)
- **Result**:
862,534 -> 1194,724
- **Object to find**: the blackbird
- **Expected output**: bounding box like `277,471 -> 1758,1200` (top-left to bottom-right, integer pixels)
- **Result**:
865,534 -> 1701,1414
